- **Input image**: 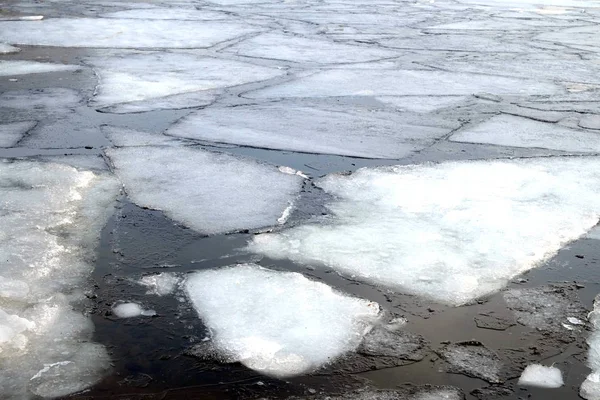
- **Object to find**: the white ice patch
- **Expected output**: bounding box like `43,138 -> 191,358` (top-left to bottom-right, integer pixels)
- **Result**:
224,32 -> 398,64
166,103 -> 450,159
0,43 -> 20,54
0,18 -> 257,48
245,69 -> 562,99
88,53 -> 283,112
184,264 -> 381,377
112,303 -> 155,318
0,159 -> 119,398
581,295 -> 600,399
451,114 -> 600,153
106,145 -> 303,235
249,157 -> 600,305
0,121 -> 36,147
518,364 -> 564,388
138,273 -> 181,296
0,60 -> 80,76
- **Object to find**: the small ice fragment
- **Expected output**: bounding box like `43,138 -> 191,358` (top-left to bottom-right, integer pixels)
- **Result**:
568,317 -> 585,325
0,43 -> 19,54
0,16 -> 43,21
518,364 -> 564,388
138,273 -> 180,296
112,303 -> 154,318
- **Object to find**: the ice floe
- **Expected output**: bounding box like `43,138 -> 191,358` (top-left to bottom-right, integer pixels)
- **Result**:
101,7 -> 230,21
249,157 -> 600,305
451,114 -> 600,153
245,69 -> 562,99
0,88 -> 81,110
88,53 -> 283,113
223,32 -> 399,64
0,18 -> 257,48
518,364 -> 563,388
106,145 -> 303,235
0,60 -> 80,76
0,159 -> 119,398
581,294 -> 600,399
0,121 -> 35,147
112,303 -> 156,318
166,103 -> 450,159
0,43 -> 20,54
375,96 -> 464,113
184,264 -> 381,377
438,341 -> 509,384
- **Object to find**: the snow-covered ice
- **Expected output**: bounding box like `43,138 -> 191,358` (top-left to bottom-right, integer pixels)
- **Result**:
184,264 -> 381,377
88,53 -> 283,113
112,303 -> 156,318
166,103 -> 450,159
249,157 -> 600,305
0,18 -> 258,48
518,364 -> 564,388
245,69 -> 563,99
224,32 -> 399,64
0,121 -> 35,147
451,114 -> 600,153
106,145 -> 303,235
0,60 -> 80,76
139,273 -> 181,296
0,159 -> 119,398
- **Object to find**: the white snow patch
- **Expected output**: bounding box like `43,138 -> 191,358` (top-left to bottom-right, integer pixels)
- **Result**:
0,18 -> 257,48
184,264 -> 381,377
106,145 -> 303,235
112,303 -> 155,318
249,157 -> 600,305
0,159 -> 119,398
139,273 -> 180,296
451,114 -> 600,153
0,60 -> 79,76
166,103 -> 450,159
0,121 -> 36,147
88,53 -> 282,112
518,364 -> 564,388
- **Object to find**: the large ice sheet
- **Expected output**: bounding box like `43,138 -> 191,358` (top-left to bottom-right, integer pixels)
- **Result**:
106,145 -> 303,235
249,157 -> 600,305
0,121 -> 36,147
166,103 -> 450,159
0,159 -> 119,398
224,32 -> 398,64
89,53 -> 283,112
0,60 -> 79,76
184,264 -> 381,377
451,114 -> 600,153
245,69 -> 562,99
0,18 -> 257,48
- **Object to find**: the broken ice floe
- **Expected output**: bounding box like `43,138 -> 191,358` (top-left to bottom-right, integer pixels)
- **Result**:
518,364 -> 563,388
166,103 -> 450,159
0,43 -> 20,54
88,53 -> 283,113
0,121 -> 35,147
245,69 -> 563,99
0,60 -> 80,76
0,159 -> 119,398
112,303 -> 156,318
223,32 -> 398,64
438,341 -> 511,384
138,273 -> 181,296
106,144 -> 303,235
184,264 -> 381,377
581,294 -> 600,399
0,18 -> 257,48
249,157 -> 600,305
451,114 -> 600,153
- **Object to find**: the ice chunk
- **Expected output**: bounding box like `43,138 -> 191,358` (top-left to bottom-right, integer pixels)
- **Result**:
112,303 -> 155,318
249,157 -> 600,305
0,159 -> 119,398
0,60 -> 79,76
0,121 -> 36,147
166,103 -> 450,159
581,295 -> 600,399
106,145 -> 303,235
0,18 -> 258,48
438,341 -> 505,383
138,273 -> 180,296
0,43 -> 20,54
88,53 -> 283,112
451,114 -> 600,153
224,32 -> 399,64
184,264 -> 381,377
518,364 -> 563,388
246,69 -> 562,99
